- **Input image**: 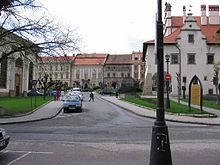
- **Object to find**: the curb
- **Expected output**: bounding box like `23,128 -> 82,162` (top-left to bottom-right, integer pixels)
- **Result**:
101,96 -> 220,126
0,107 -> 63,125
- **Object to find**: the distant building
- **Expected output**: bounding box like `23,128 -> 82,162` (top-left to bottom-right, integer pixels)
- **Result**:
131,51 -> 145,88
104,54 -> 134,88
38,55 -> 75,87
143,3 -> 220,96
72,53 -> 108,89
37,51 -> 143,91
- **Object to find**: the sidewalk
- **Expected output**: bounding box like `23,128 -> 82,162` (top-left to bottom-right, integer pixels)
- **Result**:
101,95 -> 220,126
0,101 -> 63,125
1,96 -> 220,126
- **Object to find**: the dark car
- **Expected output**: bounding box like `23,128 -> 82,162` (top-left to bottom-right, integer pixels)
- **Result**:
27,90 -> 44,96
0,128 -> 10,151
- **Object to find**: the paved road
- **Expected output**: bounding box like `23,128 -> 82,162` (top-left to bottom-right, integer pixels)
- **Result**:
0,93 -> 220,165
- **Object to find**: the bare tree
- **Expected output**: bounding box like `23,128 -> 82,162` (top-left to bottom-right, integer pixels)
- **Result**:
0,0 -> 80,63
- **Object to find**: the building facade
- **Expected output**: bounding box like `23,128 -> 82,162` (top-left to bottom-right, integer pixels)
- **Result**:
38,56 -> 75,87
0,30 -> 39,96
72,53 -> 108,89
143,3 -> 220,96
131,51 -> 145,88
104,54 -> 135,88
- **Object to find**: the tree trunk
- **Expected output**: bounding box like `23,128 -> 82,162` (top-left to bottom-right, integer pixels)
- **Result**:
215,84 -> 220,104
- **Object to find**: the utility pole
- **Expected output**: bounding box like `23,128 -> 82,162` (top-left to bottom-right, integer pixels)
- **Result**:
149,1 -> 172,164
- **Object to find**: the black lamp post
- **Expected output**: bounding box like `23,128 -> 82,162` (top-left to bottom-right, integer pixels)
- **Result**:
165,54 -> 171,110
149,0 -> 172,164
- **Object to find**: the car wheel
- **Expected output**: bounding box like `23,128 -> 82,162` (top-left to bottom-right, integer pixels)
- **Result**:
63,108 -> 68,113
78,108 -> 82,113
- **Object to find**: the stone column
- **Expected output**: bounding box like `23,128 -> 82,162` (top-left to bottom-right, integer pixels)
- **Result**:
22,60 -> 29,96
8,58 -> 16,96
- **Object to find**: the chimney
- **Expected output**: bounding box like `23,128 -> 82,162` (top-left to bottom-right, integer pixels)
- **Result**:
183,5 -> 186,23
208,5 -> 220,25
201,5 -> 207,25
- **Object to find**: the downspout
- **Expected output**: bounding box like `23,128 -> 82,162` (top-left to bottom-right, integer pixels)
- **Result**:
175,43 -> 181,104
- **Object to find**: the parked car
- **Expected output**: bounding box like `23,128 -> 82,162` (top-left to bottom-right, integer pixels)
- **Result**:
71,87 -> 81,92
27,90 -> 44,96
0,128 -> 10,151
63,95 -> 82,113
69,91 -> 83,101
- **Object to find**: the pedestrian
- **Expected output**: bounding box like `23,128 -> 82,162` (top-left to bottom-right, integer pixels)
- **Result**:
89,92 -> 94,102
61,90 -> 65,100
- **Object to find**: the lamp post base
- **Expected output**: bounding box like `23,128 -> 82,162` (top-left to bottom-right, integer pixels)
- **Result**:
149,124 -> 172,165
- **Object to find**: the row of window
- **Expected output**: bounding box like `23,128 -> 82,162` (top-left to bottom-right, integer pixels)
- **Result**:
39,72 -> 69,79
107,73 -> 131,78
169,53 -> 214,65
105,66 -> 131,71
39,65 -> 69,72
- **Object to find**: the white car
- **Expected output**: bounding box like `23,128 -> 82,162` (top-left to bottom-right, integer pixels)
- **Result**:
71,87 -> 81,92
69,91 -> 83,101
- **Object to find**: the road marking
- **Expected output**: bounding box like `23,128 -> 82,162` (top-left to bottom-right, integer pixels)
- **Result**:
7,152 -> 31,165
4,150 -> 54,165
5,150 -> 54,154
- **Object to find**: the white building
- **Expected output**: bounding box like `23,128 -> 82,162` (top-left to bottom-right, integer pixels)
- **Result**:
143,3 -> 220,96
38,56 -> 75,87
0,29 -> 39,96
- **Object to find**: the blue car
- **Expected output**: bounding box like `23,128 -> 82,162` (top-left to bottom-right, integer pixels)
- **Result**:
27,90 -> 44,96
63,95 -> 82,113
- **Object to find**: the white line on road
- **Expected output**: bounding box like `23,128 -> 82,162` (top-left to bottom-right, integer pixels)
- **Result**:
7,152 -> 31,165
5,150 -> 54,154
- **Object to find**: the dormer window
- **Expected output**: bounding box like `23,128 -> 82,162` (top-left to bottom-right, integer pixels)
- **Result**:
188,34 -> 194,43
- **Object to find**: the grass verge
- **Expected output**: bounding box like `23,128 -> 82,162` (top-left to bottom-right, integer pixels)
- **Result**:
0,96 -> 53,116
121,96 -> 215,116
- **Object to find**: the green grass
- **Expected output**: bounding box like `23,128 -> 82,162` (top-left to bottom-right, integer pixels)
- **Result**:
0,96 -> 53,116
121,96 -> 213,115
182,98 -> 220,110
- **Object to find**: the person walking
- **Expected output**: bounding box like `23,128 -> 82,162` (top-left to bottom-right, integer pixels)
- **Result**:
89,92 -> 94,102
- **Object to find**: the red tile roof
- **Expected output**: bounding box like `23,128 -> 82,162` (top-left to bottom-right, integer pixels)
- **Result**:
145,16 -> 220,44
39,55 -> 75,61
74,53 -> 108,65
105,54 -> 132,65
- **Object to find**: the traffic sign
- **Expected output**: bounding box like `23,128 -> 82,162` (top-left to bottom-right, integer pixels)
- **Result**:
165,73 -> 171,81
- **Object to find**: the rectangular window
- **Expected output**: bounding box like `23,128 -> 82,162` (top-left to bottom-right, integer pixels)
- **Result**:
187,53 -> 196,64
207,54 -> 214,64
107,73 -> 110,77
113,73 -> 116,77
66,72 -> 69,79
208,89 -> 213,95
121,73 -> 124,77
188,34 -> 194,43
170,54 -> 178,64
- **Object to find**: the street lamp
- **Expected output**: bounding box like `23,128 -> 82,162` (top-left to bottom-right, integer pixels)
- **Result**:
149,0 -> 172,165
165,54 -> 171,109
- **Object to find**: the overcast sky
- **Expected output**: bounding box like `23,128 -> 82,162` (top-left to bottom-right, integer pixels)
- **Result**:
41,0 -> 220,54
